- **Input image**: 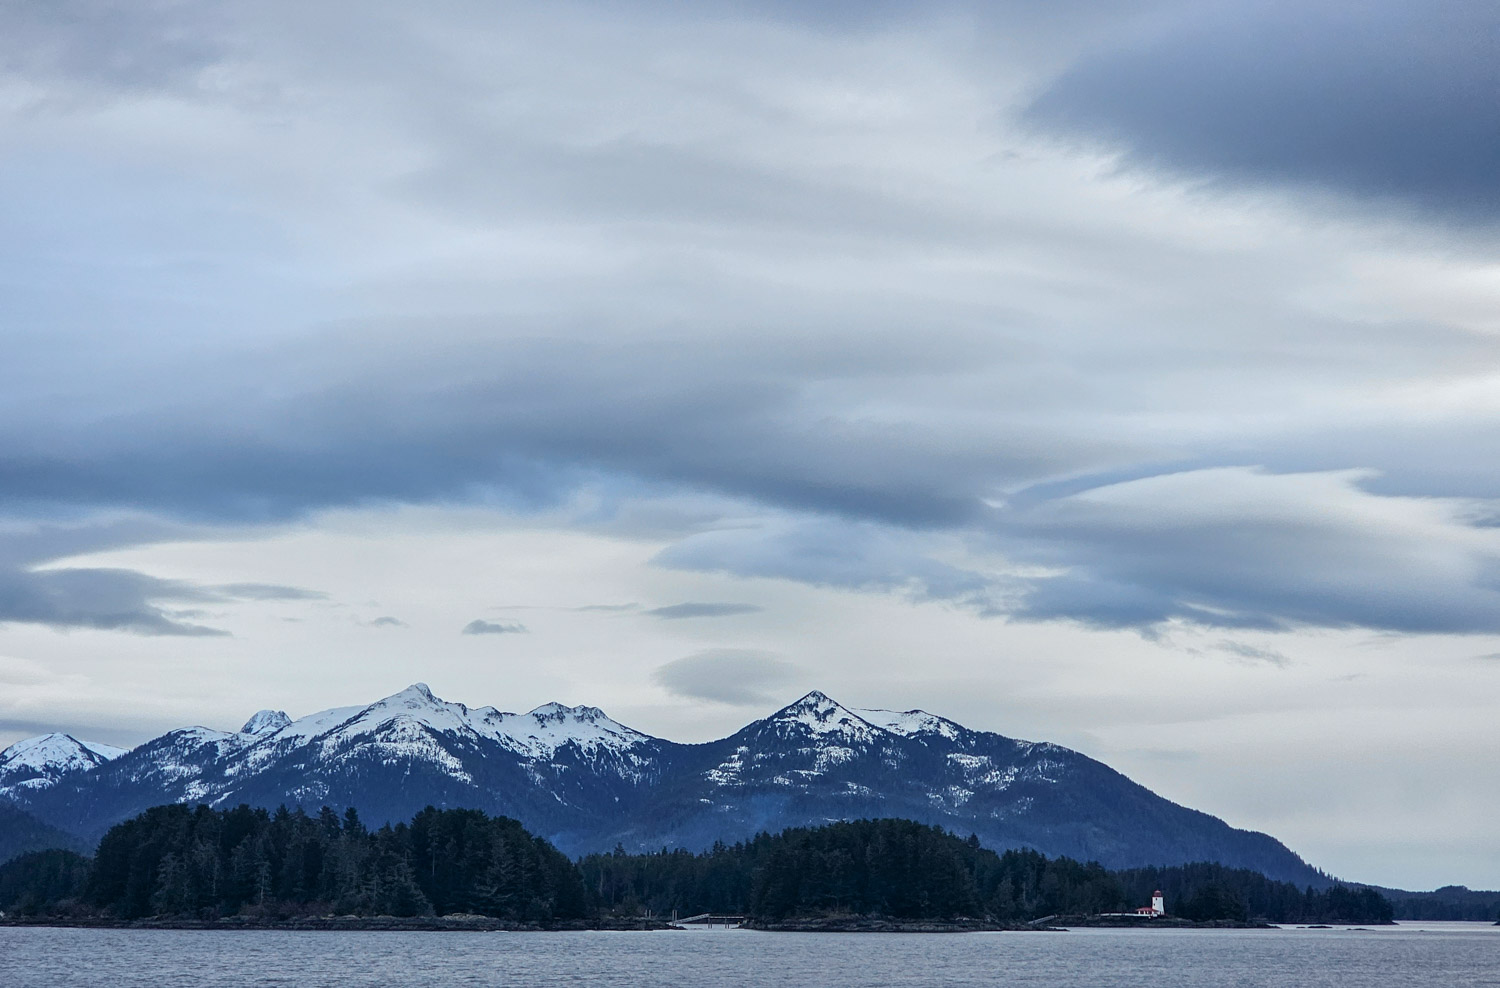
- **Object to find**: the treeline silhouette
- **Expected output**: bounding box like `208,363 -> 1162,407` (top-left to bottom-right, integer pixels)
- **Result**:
1380,885 -> 1500,922
2,803 -> 586,921
0,807 -> 1393,925
580,821 -> 1120,920
1112,862 -> 1393,924
579,819 -> 1391,924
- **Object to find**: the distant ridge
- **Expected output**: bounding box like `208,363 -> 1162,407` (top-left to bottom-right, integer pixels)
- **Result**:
0,801 -> 85,864
0,685 -> 1322,884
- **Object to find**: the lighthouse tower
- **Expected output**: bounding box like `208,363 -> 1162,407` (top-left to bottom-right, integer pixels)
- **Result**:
1151,891 -> 1165,916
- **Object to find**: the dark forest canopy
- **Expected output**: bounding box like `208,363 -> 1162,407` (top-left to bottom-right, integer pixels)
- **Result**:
0,808 -> 1396,925
3,803 -> 587,922
1373,884 -> 1500,922
579,819 -> 1392,925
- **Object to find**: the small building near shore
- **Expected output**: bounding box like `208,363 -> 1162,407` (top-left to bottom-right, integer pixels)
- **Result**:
1101,891 -> 1166,919
1133,891 -> 1166,917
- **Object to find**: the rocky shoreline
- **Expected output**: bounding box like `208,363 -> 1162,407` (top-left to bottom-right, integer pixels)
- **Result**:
0,914 -> 678,932
4,913 -> 1395,932
1049,915 -> 1276,929
739,916 -> 1057,933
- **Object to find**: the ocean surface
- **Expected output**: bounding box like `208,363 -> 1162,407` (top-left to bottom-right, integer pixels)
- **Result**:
1,922 -> 1496,987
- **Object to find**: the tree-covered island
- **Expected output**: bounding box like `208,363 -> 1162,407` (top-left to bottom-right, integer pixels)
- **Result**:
0,806 -> 1394,929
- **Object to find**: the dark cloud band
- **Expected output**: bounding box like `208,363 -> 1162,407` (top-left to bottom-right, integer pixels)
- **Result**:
460,619 -> 528,635
1025,1 -> 1500,221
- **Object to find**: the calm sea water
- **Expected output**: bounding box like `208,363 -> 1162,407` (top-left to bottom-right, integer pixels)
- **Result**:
1,922 -> 1496,987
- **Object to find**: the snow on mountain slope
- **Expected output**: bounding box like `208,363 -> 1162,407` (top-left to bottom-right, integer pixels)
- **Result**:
693,692 -> 899,793
118,726 -> 261,802
261,704 -> 365,745
241,684 -> 653,763
263,683 -> 479,776
0,688 -> 1086,813
162,683 -> 663,804
240,710 -> 292,735
851,706 -> 964,741
81,740 -> 129,760
474,701 -> 652,759
1,685 -> 1325,884
757,691 -> 884,744
0,733 -> 129,798
1,734 -> 128,772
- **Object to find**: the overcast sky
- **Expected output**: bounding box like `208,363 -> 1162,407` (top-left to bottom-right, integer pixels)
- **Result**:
2,0 -> 1498,890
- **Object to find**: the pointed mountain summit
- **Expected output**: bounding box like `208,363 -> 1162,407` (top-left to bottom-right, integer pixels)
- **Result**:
757,690 -> 883,743
319,681 -> 481,739
758,692 -> 964,743
240,710 -> 293,735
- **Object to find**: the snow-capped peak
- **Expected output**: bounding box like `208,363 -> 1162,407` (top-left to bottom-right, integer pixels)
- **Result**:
0,733 -> 128,796
531,701 -> 604,721
474,701 -> 651,759
325,683 -> 478,738
0,733 -> 127,772
240,710 -> 293,735
766,691 -> 881,742
251,685 -> 653,764
396,682 -> 437,702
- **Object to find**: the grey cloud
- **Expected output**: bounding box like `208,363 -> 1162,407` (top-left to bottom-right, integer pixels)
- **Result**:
0,0 -> 226,96
1025,1 -> 1500,220
369,616 -> 407,628
212,583 -> 327,601
574,603 -> 640,612
655,516 -> 997,607
0,567 -> 226,637
1217,641 -> 1290,668
655,467 -> 1500,637
461,619 -> 527,635
1000,467 -> 1500,634
0,519 -> 326,636
653,649 -> 798,705
1,1 -> 1499,642
645,602 -> 763,620
0,322 -> 1074,531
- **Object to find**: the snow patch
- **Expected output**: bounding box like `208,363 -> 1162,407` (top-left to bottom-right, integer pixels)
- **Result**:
0,733 -> 131,796
767,692 -> 881,743
852,707 -> 963,740
0,734 -> 125,775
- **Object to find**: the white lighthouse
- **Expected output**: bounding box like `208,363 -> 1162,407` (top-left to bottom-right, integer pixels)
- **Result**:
1151,891 -> 1165,916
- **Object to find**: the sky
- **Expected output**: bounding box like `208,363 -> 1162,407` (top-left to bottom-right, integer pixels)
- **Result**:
1,0 -> 1498,890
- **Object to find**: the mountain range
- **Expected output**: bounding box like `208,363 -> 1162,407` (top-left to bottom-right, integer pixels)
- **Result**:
0,684 -> 1324,885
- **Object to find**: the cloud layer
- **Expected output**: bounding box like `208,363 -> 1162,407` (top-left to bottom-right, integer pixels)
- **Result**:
653,649 -> 799,705
1027,1 -> 1500,220
0,0 -> 1498,643
644,602 -> 763,620
461,620 -> 527,636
